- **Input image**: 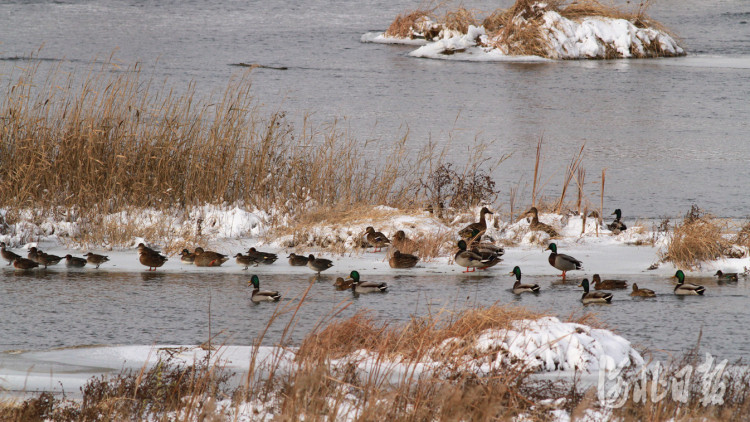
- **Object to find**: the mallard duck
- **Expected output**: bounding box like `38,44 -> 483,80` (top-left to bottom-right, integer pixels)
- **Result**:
246,247 -> 278,265
455,240 -> 497,273
631,283 -> 656,297
392,230 -> 419,255
715,270 -> 739,282
139,250 -> 168,271
592,274 -> 628,290
348,270 -> 388,293
365,227 -> 390,252
1,242 -> 21,266
547,243 -> 582,281
579,278 -> 613,304
248,275 -> 281,302
194,249 -> 229,267
36,251 -> 63,268
673,270 -> 705,295
180,249 -> 196,264
334,277 -> 353,290
469,240 -> 505,257
307,254 -> 333,274
607,209 -> 627,234
389,250 -> 419,268
13,257 -> 39,270
509,266 -> 540,294
65,254 -> 87,268
84,252 -> 109,269
234,253 -> 258,270
287,253 -> 309,266
524,207 -> 558,237
459,207 -> 493,240
137,243 -> 160,255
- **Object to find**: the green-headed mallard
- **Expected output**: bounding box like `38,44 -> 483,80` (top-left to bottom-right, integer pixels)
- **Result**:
248,275 -> 281,302
579,278 -> 613,304
459,207 -> 493,240
455,240 -> 498,273
307,254 -> 333,274
715,270 -> 738,282
673,270 -> 705,295
180,249 -> 196,264
139,250 -> 168,271
631,283 -> 656,297
365,227 -> 390,252
193,248 -> 229,267
1,242 -> 21,266
84,252 -> 109,269
509,266 -> 540,294
348,270 -> 388,293
524,207 -> 558,237
234,253 -> 258,270
607,209 -> 627,234
547,243 -> 582,281
246,247 -> 278,265
592,274 -> 628,290
392,230 -> 419,254
287,253 -> 309,266
65,254 -> 87,268
13,257 -> 39,270
334,277 -> 353,290
389,250 -> 419,269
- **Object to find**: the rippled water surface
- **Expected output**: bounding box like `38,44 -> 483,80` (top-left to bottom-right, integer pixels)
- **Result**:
1,267 -> 748,360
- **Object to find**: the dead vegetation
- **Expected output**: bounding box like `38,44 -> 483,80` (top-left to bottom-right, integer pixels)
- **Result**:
663,205 -> 736,270
385,9 -> 435,39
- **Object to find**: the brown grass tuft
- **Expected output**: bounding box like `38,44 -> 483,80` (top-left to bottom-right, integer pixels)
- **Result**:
385,9 -> 433,38
441,7 -> 478,34
664,205 -> 732,270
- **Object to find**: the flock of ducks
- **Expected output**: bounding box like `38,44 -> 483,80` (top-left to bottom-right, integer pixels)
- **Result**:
1,207 -> 735,304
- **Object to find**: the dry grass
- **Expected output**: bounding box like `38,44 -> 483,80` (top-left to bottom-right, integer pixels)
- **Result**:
385,9 -> 434,38
664,206 -> 732,270
441,7 -> 478,34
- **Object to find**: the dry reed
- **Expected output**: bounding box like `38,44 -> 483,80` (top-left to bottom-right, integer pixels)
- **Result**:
664,206 -> 731,270
385,9 -> 434,38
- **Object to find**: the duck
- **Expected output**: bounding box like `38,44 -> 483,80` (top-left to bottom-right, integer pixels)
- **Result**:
469,240 -> 505,257
139,250 -> 168,271
307,254 -> 333,274
84,252 -> 110,269
524,207 -> 558,237
389,250 -> 419,268
137,243 -> 160,255
509,266 -> 540,294
547,243 -> 582,281
287,253 -> 309,266
234,253 -> 258,270
347,270 -> 388,293
458,207 -> 493,240
246,247 -> 278,265
592,274 -> 628,290
455,240 -> 497,273
27,247 -> 42,264
714,270 -> 739,282
248,275 -> 281,302
365,227 -> 390,252
1,242 -> 21,266
193,248 -> 229,267
36,251 -> 63,268
65,254 -> 87,268
579,278 -> 613,304
392,230 -> 419,254
630,283 -> 656,297
607,209 -> 627,234
334,277 -> 353,290
673,270 -> 706,295
13,257 -> 39,270
179,249 -> 196,264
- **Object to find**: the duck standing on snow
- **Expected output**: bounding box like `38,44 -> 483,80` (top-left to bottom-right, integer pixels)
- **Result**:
509,266 -> 540,294
455,240 -> 497,273
248,275 -> 281,302
30,248 -> 63,268
307,254 -> 333,275
715,270 -> 739,282
547,243 -> 582,281
347,270 -> 388,293
592,274 -> 628,290
365,226 -> 390,252
287,253 -> 309,266
234,253 -> 258,270
139,249 -> 168,271
193,247 -> 229,267
84,252 -> 110,269
458,207 -> 493,240
246,247 -> 278,265
579,278 -> 613,304
1,242 -> 21,266
673,270 -> 706,295
607,209 -> 627,234
389,250 -> 419,268
630,283 -> 656,297
524,207 -> 558,237
65,254 -> 87,268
